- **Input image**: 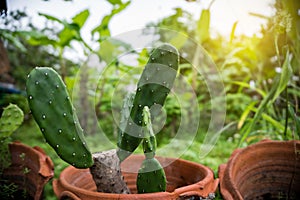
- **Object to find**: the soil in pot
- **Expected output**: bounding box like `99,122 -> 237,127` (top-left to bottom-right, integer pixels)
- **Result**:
218,140 -> 300,200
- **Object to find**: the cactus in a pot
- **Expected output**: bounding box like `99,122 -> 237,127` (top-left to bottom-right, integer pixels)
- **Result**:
136,106 -> 167,193
26,43 -> 179,194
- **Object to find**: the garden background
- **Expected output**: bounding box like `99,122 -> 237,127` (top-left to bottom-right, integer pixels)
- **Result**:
0,0 -> 299,199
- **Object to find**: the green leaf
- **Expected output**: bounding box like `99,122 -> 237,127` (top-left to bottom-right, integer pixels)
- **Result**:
288,105 -> 300,139
196,9 -> 210,43
22,30 -> 57,46
240,52 -> 293,145
107,0 -> 123,5
72,9 -> 90,28
229,81 -> 266,97
58,26 -> 80,47
38,12 -> 65,24
238,101 -> 258,129
288,86 -> 300,97
98,38 -> 131,64
239,77 -> 279,145
39,10 -> 89,47
271,51 -> 293,103
137,48 -> 149,66
1,31 -> 26,52
27,37 -> 57,46
261,112 -> 286,133
98,39 -> 120,64
230,21 -> 238,43
249,12 -> 270,20
169,32 -> 187,50
93,15 -> 112,40
92,1 -> 130,42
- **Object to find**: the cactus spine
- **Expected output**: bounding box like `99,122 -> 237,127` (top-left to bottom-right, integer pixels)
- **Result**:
117,43 -> 179,162
136,106 -> 166,193
26,67 -> 93,168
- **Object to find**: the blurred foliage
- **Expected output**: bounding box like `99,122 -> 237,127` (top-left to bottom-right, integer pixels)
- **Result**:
143,0 -> 300,145
0,0 -> 299,144
0,10 -> 61,88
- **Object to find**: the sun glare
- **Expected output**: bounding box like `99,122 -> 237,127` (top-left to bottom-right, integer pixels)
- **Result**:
210,0 -> 275,37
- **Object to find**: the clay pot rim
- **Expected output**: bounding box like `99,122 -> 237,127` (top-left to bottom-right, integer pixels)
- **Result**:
226,139 -> 299,178
9,141 -> 55,176
4,141 -> 54,200
54,155 -> 219,198
219,139 -> 300,200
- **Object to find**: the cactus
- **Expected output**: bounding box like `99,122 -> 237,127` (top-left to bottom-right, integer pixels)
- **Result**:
117,43 -> 179,162
136,106 -> 166,193
0,104 -> 24,171
137,157 -> 167,193
25,43 -> 179,194
141,106 -> 157,159
26,67 -> 93,168
0,104 -> 24,138
117,92 -> 135,148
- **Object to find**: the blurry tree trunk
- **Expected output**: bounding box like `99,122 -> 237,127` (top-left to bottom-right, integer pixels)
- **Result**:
0,0 -> 7,15
79,63 -> 89,133
77,63 -> 99,135
0,39 -> 13,83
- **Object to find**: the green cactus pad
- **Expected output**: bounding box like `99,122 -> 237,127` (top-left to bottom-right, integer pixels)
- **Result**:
117,93 -> 135,150
117,43 -> 179,161
136,157 -> 167,193
0,104 -> 24,138
142,106 -> 156,159
26,67 -> 93,168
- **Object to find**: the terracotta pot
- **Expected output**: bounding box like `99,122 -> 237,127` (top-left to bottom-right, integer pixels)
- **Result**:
53,155 -> 219,200
218,139 -> 300,200
3,141 -> 54,200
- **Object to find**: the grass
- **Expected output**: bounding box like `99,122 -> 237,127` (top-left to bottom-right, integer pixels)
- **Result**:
11,118 -> 237,199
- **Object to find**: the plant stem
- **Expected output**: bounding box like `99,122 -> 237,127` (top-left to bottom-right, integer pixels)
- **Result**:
284,86 -> 288,139
59,47 -> 66,81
